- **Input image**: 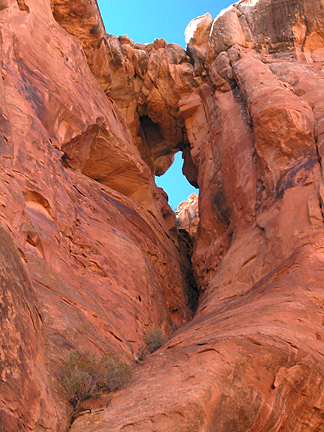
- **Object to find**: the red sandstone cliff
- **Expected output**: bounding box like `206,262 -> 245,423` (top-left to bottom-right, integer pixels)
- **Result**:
2,0 -> 324,431
0,1 -> 194,429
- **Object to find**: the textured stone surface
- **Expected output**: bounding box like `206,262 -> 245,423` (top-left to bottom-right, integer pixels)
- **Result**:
104,34 -> 203,176
0,1 -> 193,430
0,222 -> 69,432
50,0 -> 112,92
176,193 -> 199,238
71,0 -> 324,431
3,0 -> 324,431
185,13 -> 213,74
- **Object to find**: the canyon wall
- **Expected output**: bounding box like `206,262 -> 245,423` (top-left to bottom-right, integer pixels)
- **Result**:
2,0 -> 324,431
0,1 -> 195,430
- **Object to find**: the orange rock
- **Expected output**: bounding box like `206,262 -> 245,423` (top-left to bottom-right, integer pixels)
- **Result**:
0,1 -> 194,429
176,193 -> 199,238
0,222 -> 70,431
105,33 -> 201,176
51,0 -> 112,92
232,49 -> 316,190
4,0 -> 324,430
185,13 -> 213,74
71,1 -> 324,431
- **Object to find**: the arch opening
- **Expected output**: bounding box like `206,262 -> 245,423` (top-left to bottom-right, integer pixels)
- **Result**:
155,152 -> 198,211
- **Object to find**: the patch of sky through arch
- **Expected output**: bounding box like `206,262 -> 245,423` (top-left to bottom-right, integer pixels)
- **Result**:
97,0 -> 234,209
156,152 -> 196,211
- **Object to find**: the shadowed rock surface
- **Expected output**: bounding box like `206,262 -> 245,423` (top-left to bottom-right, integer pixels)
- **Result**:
2,0 -> 324,431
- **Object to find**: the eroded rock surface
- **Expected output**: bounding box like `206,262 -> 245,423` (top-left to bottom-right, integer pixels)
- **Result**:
104,34 -> 203,176
3,0 -> 324,431
0,1 -> 193,430
71,0 -> 324,431
50,0 -> 112,92
176,193 -> 199,238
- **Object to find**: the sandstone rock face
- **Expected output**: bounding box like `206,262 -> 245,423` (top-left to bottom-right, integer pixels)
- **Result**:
0,222 -> 67,431
50,0 -> 112,93
0,1 -> 194,430
71,0 -> 324,431
185,13 -> 213,74
104,34 -> 203,176
176,193 -> 199,238
3,0 -> 324,431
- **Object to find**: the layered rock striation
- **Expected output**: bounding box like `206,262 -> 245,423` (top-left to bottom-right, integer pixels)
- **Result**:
72,0 -> 324,430
176,193 -> 199,239
0,1 -> 194,430
2,0 -> 324,431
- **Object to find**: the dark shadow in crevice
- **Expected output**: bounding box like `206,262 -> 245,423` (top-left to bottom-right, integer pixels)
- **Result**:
139,115 -> 175,176
17,0 -> 29,12
138,115 -> 200,313
178,228 -> 199,313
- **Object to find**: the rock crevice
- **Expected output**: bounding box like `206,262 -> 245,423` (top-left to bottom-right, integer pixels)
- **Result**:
70,1 -> 324,430
2,0 -> 324,431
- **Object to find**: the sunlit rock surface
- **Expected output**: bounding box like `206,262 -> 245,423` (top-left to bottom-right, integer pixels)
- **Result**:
0,1 -> 194,430
72,0 -> 324,431
2,0 -> 324,431
104,34 -> 203,176
176,193 -> 199,238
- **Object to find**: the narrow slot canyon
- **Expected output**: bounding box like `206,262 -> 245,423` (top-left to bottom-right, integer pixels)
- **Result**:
154,149 -> 200,314
2,1 -> 324,431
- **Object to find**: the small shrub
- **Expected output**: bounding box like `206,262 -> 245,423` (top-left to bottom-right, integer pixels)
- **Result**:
138,327 -> 167,361
60,351 -> 97,408
96,353 -> 133,392
145,328 -> 166,353
137,344 -> 149,362
60,351 -> 132,409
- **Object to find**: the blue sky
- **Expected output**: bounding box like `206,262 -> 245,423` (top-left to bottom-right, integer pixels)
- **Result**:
97,1 -> 234,47
97,0 -> 234,209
